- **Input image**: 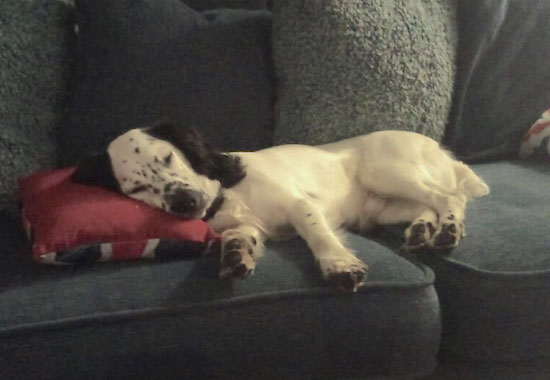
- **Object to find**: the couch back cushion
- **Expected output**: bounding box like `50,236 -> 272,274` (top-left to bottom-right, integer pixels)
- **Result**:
0,0 -> 76,211
183,0 -> 268,11
444,0 -> 550,162
272,0 -> 457,146
60,0 -> 274,166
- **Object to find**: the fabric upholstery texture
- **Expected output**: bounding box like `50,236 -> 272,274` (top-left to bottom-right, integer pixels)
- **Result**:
272,0 -> 457,145
0,0 -> 76,211
0,227 -> 440,379
183,0 -> 268,11
445,0 -> 550,162
377,162 -> 550,363
61,0 -> 274,166
425,162 -> 550,362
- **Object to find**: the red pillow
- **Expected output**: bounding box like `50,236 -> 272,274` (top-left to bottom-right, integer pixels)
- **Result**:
18,168 -> 220,265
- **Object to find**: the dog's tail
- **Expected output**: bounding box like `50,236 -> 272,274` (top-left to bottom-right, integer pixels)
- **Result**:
454,161 -> 490,198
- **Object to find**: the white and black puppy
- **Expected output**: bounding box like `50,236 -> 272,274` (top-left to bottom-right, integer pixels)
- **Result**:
73,123 -> 490,291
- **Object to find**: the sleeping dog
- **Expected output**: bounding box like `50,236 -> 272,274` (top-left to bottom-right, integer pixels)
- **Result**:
72,123 -> 490,291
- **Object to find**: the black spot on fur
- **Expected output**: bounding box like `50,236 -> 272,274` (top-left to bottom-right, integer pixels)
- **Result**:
164,152 -> 173,166
135,147 -> 140,154
144,123 -> 246,188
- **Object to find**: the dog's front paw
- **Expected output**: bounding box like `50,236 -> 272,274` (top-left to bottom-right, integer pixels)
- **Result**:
219,237 -> 255,279
320,254 -> 368,292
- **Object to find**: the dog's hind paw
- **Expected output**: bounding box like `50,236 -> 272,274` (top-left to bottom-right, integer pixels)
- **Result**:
431,221 -> 464,253
403,220 -> 435,252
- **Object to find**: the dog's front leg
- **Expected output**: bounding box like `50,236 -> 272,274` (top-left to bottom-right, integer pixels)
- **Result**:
219,225 -> 265,279
288,199 -> 368,292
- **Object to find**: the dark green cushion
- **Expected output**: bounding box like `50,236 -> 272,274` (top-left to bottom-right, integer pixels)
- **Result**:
0,216 -> 440,379
445,0 -> 550,161
0,0 -> 75,211
182,0 -> 268,11
425,162 -> 550,362
272,0 -> 457,145
61,0 -> 274,166
378,162 -> 550,363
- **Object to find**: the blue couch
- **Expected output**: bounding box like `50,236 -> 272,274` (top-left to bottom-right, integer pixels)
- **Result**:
1,1 -> 549,379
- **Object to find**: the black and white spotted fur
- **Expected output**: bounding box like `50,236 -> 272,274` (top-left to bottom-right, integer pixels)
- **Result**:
73,123 -> 490,291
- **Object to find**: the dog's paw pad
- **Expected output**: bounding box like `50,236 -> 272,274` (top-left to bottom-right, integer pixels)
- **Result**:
323,258 -> 368,292
432,223 -> 461,251
220,238 -> 255,279
328,268 -> 367,292
404,221 -> 434,251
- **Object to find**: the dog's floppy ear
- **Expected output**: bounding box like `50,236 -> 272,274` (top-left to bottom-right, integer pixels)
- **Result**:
71,152 -> 120,192
210,153 -> 247,188
144,123 -> 246,188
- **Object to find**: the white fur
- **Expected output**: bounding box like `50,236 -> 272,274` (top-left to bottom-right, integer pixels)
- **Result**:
109,129 -> 490,290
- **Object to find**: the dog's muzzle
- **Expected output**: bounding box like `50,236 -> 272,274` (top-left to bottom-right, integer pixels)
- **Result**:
164,183 -> 206,218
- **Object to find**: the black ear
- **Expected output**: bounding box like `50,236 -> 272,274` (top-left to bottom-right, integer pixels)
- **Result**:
71,152 -> 120,192
144,122 -> 246,188
211,153 -> 246,188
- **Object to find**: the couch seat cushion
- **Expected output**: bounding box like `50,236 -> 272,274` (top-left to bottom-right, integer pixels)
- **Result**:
0,214 -> 440,379
379,161 -> 550,363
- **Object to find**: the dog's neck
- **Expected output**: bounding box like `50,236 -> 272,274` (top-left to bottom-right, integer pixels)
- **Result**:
202,191 -> 225,221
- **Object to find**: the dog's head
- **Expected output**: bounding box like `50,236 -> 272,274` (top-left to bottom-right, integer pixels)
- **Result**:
72,123 -> 246,219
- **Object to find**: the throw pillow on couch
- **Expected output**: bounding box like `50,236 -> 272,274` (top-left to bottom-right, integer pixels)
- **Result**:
61,0 -> 274,166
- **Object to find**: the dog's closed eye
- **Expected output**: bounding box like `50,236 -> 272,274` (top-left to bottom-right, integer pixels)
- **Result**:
128,185 -> 149,195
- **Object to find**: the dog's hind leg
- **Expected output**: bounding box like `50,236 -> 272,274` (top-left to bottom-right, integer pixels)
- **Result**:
288,199 -> 368,292
219,225 -> 266,279
358,163 -> 468,251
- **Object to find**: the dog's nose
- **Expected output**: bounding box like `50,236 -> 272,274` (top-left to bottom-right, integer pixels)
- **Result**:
167,188 -> 205,216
